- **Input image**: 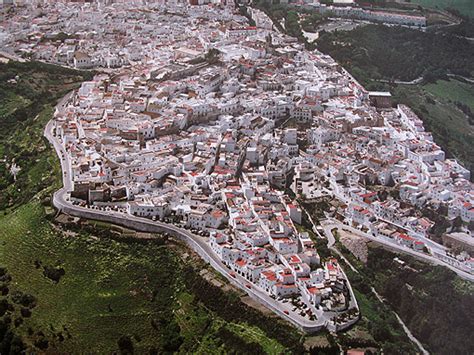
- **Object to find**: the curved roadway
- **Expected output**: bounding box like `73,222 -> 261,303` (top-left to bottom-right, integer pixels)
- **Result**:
321,219 -> 474,282
44,95 -> 329,333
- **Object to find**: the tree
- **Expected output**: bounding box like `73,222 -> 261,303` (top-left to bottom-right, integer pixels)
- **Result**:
451,216 -> 464,232
205,48 -> 221,65
117,335 -> 134,354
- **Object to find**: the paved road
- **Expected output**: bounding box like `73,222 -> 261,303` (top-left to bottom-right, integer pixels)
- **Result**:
0,50 -> 26,62
322,219 -> 474,282
320,223 -> 359,274
318,212 -> 429,353
44,93 -> 329,333
447,73 -> 474,83
376,76 -> 424,85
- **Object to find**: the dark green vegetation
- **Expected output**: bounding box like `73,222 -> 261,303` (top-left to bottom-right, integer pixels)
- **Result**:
318,25 -> 474,83
445,17 -> 474,37
343,245 -> 474,355
252,2 -> 302,38
251,1 -> 324,47
409,0 -> 474,18
317,24 -> 474,177
354,0 -> 473,19
300,13 -> 326,33
0,61 -> 94,210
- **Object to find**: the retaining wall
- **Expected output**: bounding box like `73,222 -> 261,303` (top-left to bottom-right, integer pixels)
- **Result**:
56,197 -> 327,333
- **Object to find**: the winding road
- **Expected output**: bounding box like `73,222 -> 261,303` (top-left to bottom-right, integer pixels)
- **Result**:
321,218 -> 474,282
44,91 -> 335,333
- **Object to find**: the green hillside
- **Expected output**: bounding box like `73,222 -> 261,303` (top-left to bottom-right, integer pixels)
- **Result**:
0,61 -> 93,210
411,0 -> 474,18
0,201 -> 301,353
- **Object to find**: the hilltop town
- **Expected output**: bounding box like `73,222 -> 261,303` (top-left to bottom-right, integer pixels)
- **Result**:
1,0 -> 473,332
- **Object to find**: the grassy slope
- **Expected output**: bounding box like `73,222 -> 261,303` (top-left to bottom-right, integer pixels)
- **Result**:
317,25 -> 474,84
333,238 -> 474,355
0,202 -> 294,353
366,247 -> 474,354
0,93 -> 31,120
424,78 -> 474,111
0,202 -> 175,352
0,61 -> 93,210
0,105 -> 62,207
